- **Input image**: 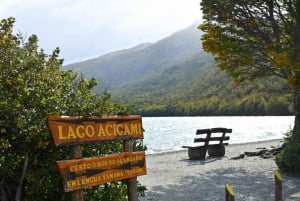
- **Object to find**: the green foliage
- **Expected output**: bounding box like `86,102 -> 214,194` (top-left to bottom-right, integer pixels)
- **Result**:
200,0 -> 300,176
84,182 -> 128,201
199,0 -> 300,89
276,130 -> 300,176
0,17 -> 145,201
112,53 -> 293,116
83,181 -> 146,201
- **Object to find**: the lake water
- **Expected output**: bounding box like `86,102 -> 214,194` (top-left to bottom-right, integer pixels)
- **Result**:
142,116 -> 295,154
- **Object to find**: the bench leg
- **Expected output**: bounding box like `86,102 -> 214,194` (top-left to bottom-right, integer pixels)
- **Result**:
208,145 -> 225,157
188,147 -> 207,160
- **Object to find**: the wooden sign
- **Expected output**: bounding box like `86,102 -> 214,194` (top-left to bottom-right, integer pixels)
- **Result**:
57,152 -> 146,192
48,115 -> 143,146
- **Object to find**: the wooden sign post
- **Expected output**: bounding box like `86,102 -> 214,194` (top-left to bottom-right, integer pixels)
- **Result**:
48,115 -> 146,201
123,140 -> 137,201
70,145 -> 84,200
274,170 -> 283,201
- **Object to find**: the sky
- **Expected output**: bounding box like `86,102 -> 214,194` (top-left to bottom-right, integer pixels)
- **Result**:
0,0 -> 202,64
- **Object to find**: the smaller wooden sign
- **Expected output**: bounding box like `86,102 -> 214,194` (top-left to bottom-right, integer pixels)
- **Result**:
57,152 -> 146,192
48,115 -> 143,146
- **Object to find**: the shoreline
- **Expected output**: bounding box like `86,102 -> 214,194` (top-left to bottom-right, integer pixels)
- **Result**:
138,139 -> 300,201
145,138 -> 285,156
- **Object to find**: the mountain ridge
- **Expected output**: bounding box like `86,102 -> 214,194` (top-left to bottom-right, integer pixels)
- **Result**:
64,23 -> 203,90
65,23 -> 293,116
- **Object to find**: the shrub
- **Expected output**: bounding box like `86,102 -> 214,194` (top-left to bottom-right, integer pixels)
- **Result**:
276,129 -> 300,176
0,17 -> 146,201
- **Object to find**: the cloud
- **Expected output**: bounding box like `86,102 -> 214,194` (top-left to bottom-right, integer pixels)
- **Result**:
0,0 -> 201,64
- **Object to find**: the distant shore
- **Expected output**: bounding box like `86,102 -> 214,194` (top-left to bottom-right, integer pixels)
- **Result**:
138,139 -> 300,201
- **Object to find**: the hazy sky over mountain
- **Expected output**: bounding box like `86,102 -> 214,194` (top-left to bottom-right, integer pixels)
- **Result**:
0,0 -> 202,64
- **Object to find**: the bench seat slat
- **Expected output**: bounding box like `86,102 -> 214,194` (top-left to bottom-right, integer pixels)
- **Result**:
182,143 -> 229,149
196,129 -> 211,134
208,143 -> 229,146
211,127 -> 232,133
194,136 -> 230,143
196,127 -> 232,135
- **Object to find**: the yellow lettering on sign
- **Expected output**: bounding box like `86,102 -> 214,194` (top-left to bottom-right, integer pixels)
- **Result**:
56,121 -> 142,141
125,167 -> 143,176
85,125 -> 95,137
67,126 -> 77,139
58,125 -> 66,140
106,125 -> 113,136
131,123 -> 140,134
97,125 -> 106,136
49,115 -> 144,145
66,175 -> 104,189
102,171 -> 124,181
75,125 -> 84,138
116,124 -> 124,135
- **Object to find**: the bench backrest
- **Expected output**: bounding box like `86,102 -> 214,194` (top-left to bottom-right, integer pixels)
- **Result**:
194,127 -> 232,146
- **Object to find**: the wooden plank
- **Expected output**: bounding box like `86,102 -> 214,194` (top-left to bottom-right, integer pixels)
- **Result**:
123,140 -> 137,201
196,129 -> 211,134
196,128 -> 232,134
207,143 -> 229,147
57,152 -> 146,192
48,115 -> 143,146
70,145 -> 84,201
275,170 -> 283,201
194,136 -> 230,143
182,143 -> 229,149
225,183 -> 235,201
211,127 -> 232,133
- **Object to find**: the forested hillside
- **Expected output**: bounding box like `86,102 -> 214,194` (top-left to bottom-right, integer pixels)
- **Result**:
111,53 -> 293,116
65,23 -> 293,116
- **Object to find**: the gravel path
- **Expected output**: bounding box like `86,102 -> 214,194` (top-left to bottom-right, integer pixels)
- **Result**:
138,140 -> 300,201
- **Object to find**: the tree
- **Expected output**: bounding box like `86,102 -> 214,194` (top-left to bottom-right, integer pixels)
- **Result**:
200,0 -> 300,174
200,0 -> 300,141
0,17 -> 143,201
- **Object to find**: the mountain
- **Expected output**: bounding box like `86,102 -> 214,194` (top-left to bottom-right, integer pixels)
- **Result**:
111,52 -> 292,116
63,23 -> 203,90
65,23 -> 293,116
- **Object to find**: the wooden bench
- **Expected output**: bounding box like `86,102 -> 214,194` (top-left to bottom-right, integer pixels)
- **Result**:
182,127 -> 232,160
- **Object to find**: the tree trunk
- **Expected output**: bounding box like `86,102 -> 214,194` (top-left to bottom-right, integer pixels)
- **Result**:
15,153 -> 29,201
292,0 -> 300,142
292,89 -> 300,142
0,178 -> 8,201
